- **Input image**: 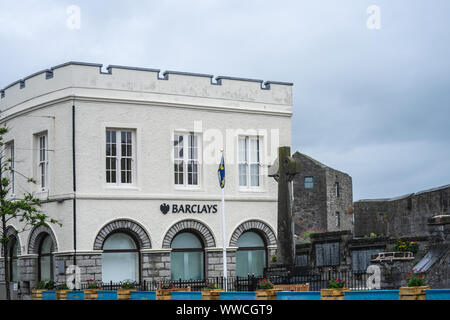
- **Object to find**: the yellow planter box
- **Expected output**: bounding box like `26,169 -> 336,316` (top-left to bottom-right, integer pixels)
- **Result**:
56,289 -> 70,300
202,289 -> 224,300
32,289 -> 46,300
156,288 -> 191,300
320,288 -> 349,300
84,289 -> 100,300
156,289 -> 172,300
256,289 -> 278,300
399,286 -> 430,300
117,288 -> 137,300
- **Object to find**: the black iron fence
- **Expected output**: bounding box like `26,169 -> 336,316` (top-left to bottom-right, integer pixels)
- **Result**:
79,271 -> 371,292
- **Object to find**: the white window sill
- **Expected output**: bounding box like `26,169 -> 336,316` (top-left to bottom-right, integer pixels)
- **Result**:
173,185 -> 203,192
104,185 -> 140,191
239,187 -> 265,193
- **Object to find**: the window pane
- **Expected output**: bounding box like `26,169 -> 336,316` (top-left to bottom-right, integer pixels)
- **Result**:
238,138 -> 247,163
187,161 -> 198,185
174,160 -> 183,185
12,258 -> 19,282
40,256 -> 52,281
171,233 -> 202,249
236,250 -> 265,277
304,177 -> 314,189
103,233 -> 137,250
102,252 -> 138,282
239,164 -> 247,186
171,251 -> 185,280
250,164 -> 259,187
174,135 -> 183,159
236,232 -> 264,247
188,135 -> 197,160
250,138 -> 259,163
171,233 -> 204,280
40,235 -> 54,254
236,250 -> 249,277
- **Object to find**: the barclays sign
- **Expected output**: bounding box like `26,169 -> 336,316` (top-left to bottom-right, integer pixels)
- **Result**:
160,203 -> 218,215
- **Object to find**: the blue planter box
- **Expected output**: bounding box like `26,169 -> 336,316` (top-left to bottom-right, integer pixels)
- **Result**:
97,290 -> 118,300
171,291 -> 202,300
426,289 -> 450,300
276,291 -> 321,300
220,292 -> 256,300
345,290 -> 399,300
130,291 -> 156,300
42,290 -> 57,300
66,290 -> 84,300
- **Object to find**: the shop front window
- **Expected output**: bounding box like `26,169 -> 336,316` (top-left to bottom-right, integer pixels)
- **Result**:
102,233 -> 139,282
171,232 -> 204,280
236,231 -> 266,277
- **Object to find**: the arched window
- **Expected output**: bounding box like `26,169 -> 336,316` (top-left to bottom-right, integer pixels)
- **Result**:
9,237 -> 20,282
102,233 -> 139,282
236,231 -> 266,277
39,234 -> 54,281
171,232 -> 204,280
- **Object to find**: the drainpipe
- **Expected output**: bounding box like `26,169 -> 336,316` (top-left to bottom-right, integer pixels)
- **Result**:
72,101 -> 77,266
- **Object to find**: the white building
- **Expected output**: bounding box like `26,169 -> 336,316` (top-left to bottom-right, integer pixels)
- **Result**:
0,62 -> 292,299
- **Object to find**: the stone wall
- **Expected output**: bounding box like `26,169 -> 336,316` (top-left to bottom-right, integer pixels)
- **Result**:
292,152 -> 353,238
53,254 -> 102,284
142,251 -> 171,282
292,152 -> 328,237
325,167 -> 353,232
206,250 -> 236,278
354,185 -> 450,238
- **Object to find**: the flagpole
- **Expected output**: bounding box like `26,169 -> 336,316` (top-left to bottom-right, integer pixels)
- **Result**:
220,149 -> 228,291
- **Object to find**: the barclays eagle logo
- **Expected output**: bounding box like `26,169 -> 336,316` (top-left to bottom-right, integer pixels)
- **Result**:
160,203 -> 170,214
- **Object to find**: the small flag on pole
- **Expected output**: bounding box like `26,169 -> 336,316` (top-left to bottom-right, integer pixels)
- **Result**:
218,154 -> 225,189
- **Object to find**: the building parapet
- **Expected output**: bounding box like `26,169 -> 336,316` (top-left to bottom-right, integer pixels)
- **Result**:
0,61 -> 293,113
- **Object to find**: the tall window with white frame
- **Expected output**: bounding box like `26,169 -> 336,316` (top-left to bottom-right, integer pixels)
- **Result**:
106,129 -> 134,185
238,136 -> 260,188
38,134 -> 48,191
174,133 -> 200,187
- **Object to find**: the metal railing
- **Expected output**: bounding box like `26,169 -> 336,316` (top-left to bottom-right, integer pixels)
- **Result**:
78,271 -> 372,292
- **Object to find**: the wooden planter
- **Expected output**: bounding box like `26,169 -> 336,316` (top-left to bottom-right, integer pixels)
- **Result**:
56,290 -> 70,300
202,289 -> 224,300
320,288 -> 349,300
32,289 -> 46,300
156,288 -> 190,300
256,289 -> 278,300
117,288 -> 137,300
156,289 -> 172,300
399,286 -> 431,300
84,289 -> 100,300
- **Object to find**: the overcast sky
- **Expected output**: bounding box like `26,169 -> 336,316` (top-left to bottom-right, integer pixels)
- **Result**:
1,0 -> 449,200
